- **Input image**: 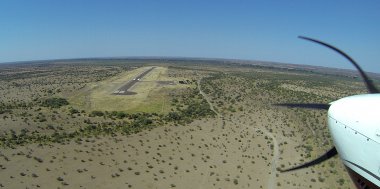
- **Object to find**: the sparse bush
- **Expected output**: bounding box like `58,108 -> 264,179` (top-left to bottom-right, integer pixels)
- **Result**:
41,98 -> 69,108
337,178 -> 345,186
69,108 -> 79,114
90,111 -> 104,117
34,156 -> 43,163
233,179 -> 238,185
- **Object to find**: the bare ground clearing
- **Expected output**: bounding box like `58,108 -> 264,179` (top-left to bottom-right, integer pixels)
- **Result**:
69,66 -> 186,113
113,67 -> 155,95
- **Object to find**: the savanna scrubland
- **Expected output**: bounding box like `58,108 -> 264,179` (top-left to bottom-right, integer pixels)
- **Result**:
0,59 -> 366,189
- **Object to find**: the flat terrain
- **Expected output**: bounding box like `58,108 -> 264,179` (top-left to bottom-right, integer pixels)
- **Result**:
69,66 -> 188,113
113,67 -> 155,95
0,59 -> 370,189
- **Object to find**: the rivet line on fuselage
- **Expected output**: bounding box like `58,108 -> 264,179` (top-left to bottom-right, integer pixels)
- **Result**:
328,116 -> 379,145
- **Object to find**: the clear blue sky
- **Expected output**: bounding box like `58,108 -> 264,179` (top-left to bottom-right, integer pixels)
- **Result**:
1,0 -> 379,73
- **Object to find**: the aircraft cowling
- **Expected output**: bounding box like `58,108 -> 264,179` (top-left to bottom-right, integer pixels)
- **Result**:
328,94 -> 380,188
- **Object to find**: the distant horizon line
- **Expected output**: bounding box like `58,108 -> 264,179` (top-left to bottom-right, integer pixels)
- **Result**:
1,55 -> 379,75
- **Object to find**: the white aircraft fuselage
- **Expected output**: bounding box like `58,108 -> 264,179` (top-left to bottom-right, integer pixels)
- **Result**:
328,94 -> 380,188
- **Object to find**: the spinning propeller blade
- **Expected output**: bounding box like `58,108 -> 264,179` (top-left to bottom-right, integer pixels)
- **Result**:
299,36 -> 379,94
274,103 -> 330,110
276,36 -> 377,173
280,147 -> 338,172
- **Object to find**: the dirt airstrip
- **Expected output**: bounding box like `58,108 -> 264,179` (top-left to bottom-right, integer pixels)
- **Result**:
113,67 -> 156,95
69,66 -> 188,113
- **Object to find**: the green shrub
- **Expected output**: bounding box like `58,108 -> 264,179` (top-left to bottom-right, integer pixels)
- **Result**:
41,98 -> 69,108
90,111 -> 104,117
69,108 -> 79,114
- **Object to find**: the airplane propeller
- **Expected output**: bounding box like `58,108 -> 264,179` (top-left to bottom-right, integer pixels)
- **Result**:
280,147 -> 337,172
274,103 -> 330,110
276,36 -> 379,173
298,36 -> 379,94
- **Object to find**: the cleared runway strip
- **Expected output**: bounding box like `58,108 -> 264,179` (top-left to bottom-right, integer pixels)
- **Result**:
113,67 -> 155,95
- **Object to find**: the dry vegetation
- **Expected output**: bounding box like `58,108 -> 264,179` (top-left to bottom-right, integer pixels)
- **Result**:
0,59 -> 366,188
